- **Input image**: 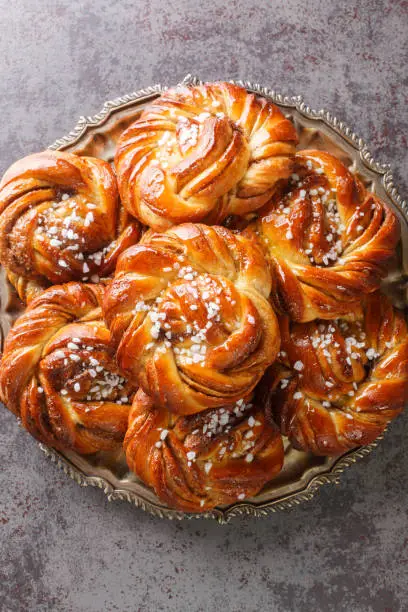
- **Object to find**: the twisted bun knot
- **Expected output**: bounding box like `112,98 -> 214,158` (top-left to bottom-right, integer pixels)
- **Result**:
250,150 -> 400,322
115,82 -> 298,230
124,389 -> 284,512
264,292 -> 408,455
0,283 -> 137,454
103,223 -> 280,415
0,150 -> 141,302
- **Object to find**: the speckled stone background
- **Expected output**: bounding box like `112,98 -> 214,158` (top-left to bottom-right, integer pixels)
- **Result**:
1,1 -> 407,610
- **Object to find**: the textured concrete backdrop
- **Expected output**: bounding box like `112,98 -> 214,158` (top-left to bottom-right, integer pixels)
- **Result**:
1,1 -> 407,611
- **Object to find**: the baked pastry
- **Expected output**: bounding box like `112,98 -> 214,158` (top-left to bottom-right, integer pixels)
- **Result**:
264,292 -> 408,455
249,150 -> 400,321
124,389 -> 284,512
0,150 -> 141,303
115,82 -> 298,230
0,78 -> 405,516
0,282 -> 137,454
103,223 -> 280,415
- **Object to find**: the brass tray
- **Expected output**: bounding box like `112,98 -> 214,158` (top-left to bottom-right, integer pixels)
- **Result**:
2,75 -> 406,523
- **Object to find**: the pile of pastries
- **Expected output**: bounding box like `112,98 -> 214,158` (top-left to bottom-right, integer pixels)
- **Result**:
0,82 -> 407,513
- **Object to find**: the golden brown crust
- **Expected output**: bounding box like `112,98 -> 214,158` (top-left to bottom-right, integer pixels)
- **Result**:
0,150 -> 141,302
115,82 -> 298,230
103,223 -> 280,415
124,389 -> 284,512
263,292 -> 408,455
0,282 -> 137,454
249,150 -> 400,322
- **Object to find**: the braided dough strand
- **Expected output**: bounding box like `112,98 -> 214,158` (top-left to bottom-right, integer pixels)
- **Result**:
0,150 -> 141,302
0,282 -> 137,454
115,82 -> 298,230
265,292 -> 408,455
124,389 -> 284,512
250,150 -> 400,321
103,223 -> 280,415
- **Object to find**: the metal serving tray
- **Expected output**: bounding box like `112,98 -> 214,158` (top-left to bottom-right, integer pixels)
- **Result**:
2,75 -> 406,523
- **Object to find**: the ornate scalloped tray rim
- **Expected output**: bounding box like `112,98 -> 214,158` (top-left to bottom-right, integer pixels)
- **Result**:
33,73 -> 405,523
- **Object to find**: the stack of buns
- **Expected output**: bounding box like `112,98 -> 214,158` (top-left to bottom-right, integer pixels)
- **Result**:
0,82 -> 406,512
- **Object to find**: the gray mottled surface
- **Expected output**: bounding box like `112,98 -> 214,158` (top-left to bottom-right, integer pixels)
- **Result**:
1,1 -> 407,610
